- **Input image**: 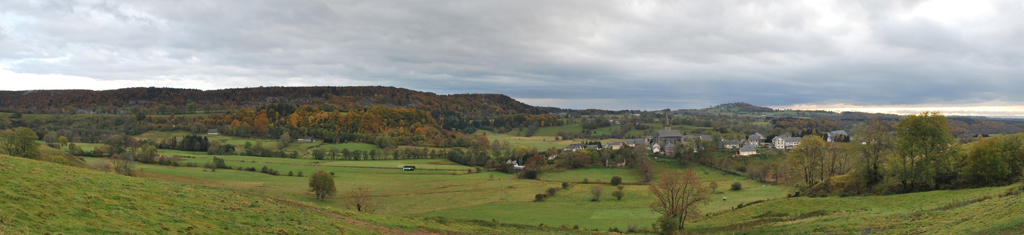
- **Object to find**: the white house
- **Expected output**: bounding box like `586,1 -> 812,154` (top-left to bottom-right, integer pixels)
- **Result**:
772,136 -> 802,150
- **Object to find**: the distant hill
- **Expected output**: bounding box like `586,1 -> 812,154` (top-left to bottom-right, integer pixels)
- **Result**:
0,86 -> 548,116
704,102 -> 775,113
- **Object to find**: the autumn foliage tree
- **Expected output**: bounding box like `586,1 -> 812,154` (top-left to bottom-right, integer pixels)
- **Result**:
649,169 -> 711,231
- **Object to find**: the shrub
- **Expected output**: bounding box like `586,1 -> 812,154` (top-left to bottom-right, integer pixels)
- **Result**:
617,185 -> 624,191
583,178 -> 589,184
329,171 -> 335,176
546,187 -> 558,196
297,171 -> 304,177
731,182 -> 742,191
521,170 -> 538,179
288,171 -> 294,176
562,182 -> 569,188
610,176 -> 622,186
309,170 -> 337,202
590,186 -> 603,201
535,194 -> 546,202
657,216 -> 679,235
612,190 -> 624,200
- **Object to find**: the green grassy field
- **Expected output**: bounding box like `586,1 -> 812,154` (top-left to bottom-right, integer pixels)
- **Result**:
319,159 -> 473,170
0,154 -> 597,234
686,183 -> 1024,234
540,168 -> 642,183
418,160 -> 791,231
313,142 -> 381,152
51,129 -> 1024,233
476,130 -> 577,150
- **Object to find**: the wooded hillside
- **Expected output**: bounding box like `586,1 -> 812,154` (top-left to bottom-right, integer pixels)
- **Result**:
0,86 -> 547,117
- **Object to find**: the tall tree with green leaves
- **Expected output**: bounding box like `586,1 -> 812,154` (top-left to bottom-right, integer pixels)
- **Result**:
853,119 -> 895,185
57,136 -> 69,149
309,170 -> 337,202
1,127 -> 40,159
187,103 -> 199,114
893,112 -> 956,191
790,135 -> 825,187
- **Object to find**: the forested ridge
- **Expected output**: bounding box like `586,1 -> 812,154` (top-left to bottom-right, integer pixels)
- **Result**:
0,86 -> 547,116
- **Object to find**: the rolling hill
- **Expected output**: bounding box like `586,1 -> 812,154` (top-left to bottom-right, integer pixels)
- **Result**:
0,154 -> 597,234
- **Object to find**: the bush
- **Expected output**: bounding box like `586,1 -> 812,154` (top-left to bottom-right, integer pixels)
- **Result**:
535,194 -> 546,202
610,176 -> 622,186
731,182 -> 742,191
521,170 -> 538,179
546,187 -> 558,196
288,171 -> 294,176
583,178 -> 589,184
617,185 -> 624,191
612,190 -> 624,200
562,182 -> 569,188
590,186 -> 603,201
309,170 -> 337,202
298,171 -> 304,177
657,216 -> 679,235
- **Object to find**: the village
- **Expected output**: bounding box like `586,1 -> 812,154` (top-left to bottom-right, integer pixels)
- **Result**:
561,118 -> 849,158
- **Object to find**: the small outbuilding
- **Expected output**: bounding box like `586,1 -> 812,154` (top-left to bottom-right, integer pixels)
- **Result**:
207,129 -> 220,135
403,166 -> 416,171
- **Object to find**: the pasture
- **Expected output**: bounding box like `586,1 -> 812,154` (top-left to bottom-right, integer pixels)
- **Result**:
421,161 -> 790,230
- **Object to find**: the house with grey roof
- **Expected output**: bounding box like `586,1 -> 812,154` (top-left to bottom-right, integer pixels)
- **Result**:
748,132 -> 764,146
563,144 -> 584,152
772,136 -> 802,150
721,140 -> 741,149
663,142 -> 676,155
827,130 -> 848,142
739,144 -> 757,156
653,128 -> 683,145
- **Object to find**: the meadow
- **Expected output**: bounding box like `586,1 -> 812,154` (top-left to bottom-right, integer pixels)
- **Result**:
49,127 -> 1024,233
421,161 -> 790,230
0,154 -> 596,235
686,183 -> 1024,234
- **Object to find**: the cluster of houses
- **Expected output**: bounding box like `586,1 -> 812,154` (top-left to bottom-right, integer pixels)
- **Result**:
563,126 -> 849,158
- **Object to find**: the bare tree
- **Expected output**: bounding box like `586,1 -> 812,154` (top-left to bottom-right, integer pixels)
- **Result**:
344,187 -> 380,214
649,169 -> 711,230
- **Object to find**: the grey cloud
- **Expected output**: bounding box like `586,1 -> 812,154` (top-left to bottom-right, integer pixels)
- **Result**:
2,0 -> 1023,110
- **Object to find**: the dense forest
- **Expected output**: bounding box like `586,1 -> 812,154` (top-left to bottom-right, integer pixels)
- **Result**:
0,86 -> 550,133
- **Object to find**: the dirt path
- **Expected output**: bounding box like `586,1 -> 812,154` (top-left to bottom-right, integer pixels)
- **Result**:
277,199 -> 437,235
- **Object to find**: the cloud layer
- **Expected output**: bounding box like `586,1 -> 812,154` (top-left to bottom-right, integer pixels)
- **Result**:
2,0 -> 1023,110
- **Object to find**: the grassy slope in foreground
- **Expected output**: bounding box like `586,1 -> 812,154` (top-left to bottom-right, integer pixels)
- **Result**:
689,183 -> 1024,234
0,155 -> 598,235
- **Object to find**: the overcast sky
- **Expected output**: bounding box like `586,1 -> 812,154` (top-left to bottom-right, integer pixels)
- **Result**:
2,0 -> 1023,114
